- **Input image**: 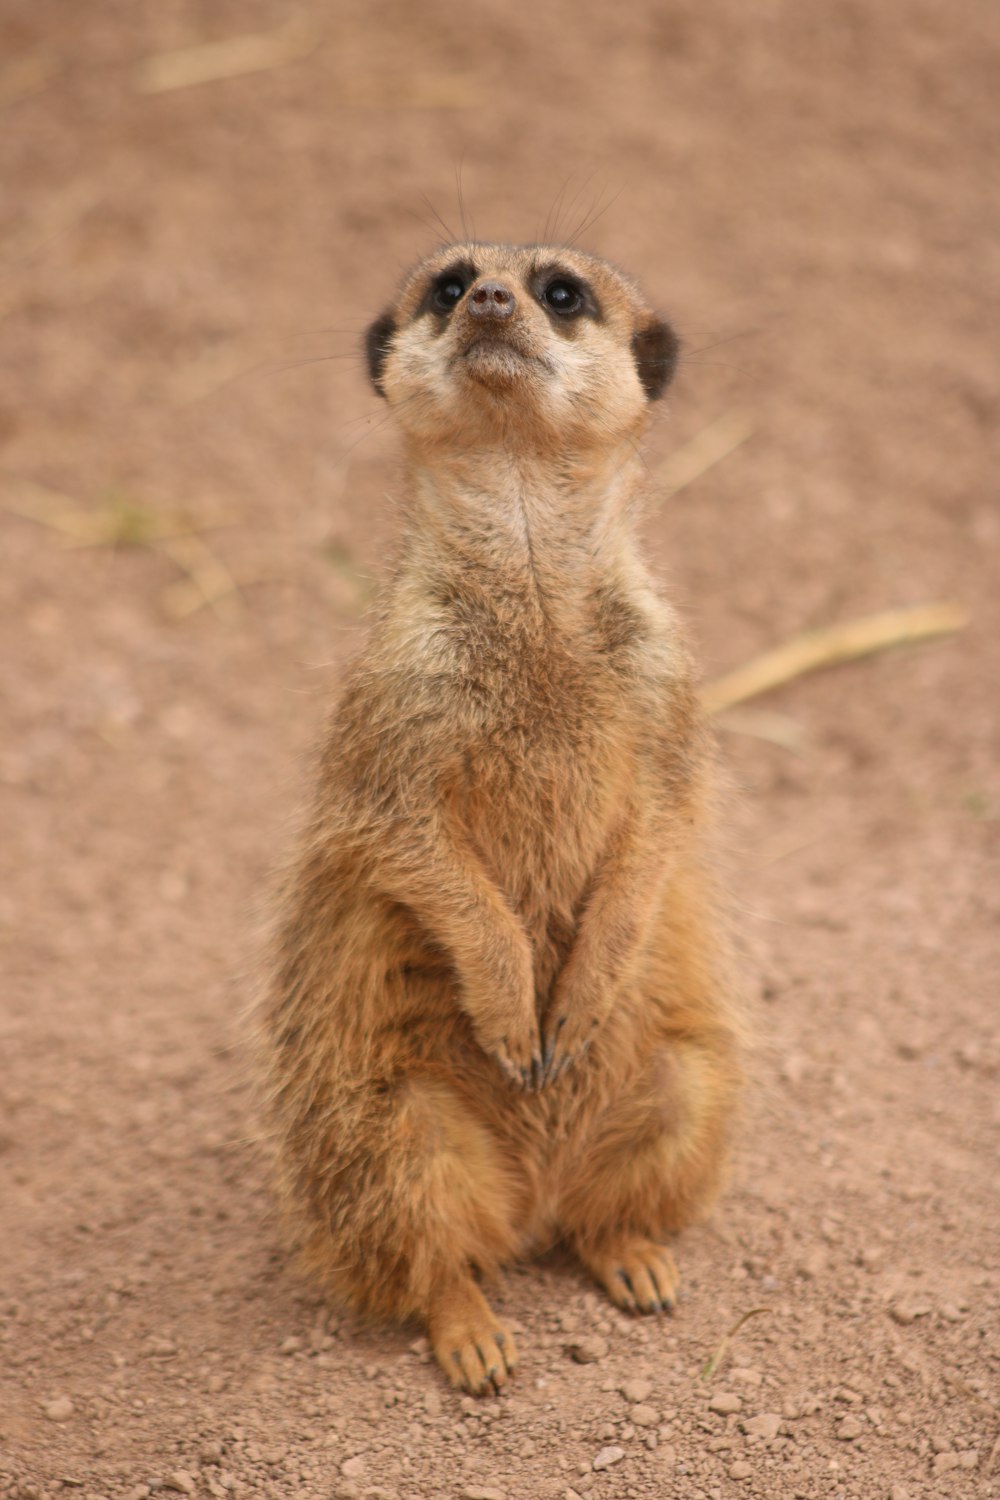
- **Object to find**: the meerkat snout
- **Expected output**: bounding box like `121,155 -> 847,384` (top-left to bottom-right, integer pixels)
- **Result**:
468,279 -> 516,319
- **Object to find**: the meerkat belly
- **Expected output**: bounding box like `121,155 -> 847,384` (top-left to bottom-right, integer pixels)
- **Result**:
457,695 -> 633,989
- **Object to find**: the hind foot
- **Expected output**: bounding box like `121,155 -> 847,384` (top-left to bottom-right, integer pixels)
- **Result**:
427,1275 -> 518,1395
578,1234 -> 679,1314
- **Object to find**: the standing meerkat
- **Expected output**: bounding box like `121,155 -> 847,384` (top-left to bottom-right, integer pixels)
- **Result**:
263,241 -> 742,1394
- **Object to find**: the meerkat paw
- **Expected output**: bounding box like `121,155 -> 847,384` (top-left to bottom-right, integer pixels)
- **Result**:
428,1277 -> 518,1395
477,1012 -> 543,1090
578,1236 -> 679,1315
538,1004 -> 602,1086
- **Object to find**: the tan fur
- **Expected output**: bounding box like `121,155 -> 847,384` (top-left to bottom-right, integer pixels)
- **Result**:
261,243 -> 743,1394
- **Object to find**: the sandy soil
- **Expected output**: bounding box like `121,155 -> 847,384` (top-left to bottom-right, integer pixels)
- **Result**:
2,2 -> 999,1498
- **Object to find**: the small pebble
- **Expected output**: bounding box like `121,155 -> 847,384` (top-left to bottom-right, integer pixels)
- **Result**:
164,1475 -> 195,1496
798,1246 -> 828,1280
341,1456 -> 366,1479
44,1397 -> 74,1422
780,1051 -> 808,1084
620,1378 -> 653,1403
592,1446 -> 624,1471
889,1488 -> 910,1500
462,1488 -> 506,1500
932,1452 -> 960,1475
742,1413 -> 782,1441
836,1416 -> 864,1441
144,1337 -> 177,1357
199,1445 -> 223,1467
567,1335 -> 609,1364
889,1300 -> 931,1326
630,1404 -> 659,1428
728,1461 -> 752,1480
279,1335 -> 303,1354
708,1392 -> 742,1415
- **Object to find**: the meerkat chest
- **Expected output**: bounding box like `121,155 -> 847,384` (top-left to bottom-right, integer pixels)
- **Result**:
449,628 -> 643,905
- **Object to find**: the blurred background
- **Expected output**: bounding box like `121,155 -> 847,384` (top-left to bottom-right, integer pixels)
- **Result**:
2,2 -> 998,1497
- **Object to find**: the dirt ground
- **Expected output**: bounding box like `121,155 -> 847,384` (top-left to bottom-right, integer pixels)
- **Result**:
2,2 -> 999,1498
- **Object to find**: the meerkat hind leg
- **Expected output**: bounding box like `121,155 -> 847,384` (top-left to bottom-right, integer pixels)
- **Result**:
561,1032 -> 732,1318
428,1273 -> 518,1394
576,1234 -> 679,1315
358,1068 -> 522,1394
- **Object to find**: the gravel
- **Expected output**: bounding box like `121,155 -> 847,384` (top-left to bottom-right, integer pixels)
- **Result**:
620,1379 -> 653,1403
742,1412 -> 782,1441
708,1392 -> 742,1415
566,1335 -> 609,1364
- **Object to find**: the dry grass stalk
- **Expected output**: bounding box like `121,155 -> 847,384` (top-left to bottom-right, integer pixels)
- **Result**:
654,409 -> 755,498
703,603 -> 968,716
157,534 -> 245,620
342,71 -> 483,109
713,706 -> 809,754
701,1307 -> 770,1381
135,24 -> 319,95
3,476 -> 241,618
3,479 -> 168,546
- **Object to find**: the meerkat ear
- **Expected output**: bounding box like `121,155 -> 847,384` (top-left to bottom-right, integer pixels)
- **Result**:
364,310 -> 397,397
632,317 -> 680,401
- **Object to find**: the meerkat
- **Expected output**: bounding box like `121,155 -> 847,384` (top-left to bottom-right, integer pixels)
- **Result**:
262,241 -> 742,1395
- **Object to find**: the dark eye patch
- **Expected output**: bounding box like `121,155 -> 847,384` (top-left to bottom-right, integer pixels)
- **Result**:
529,264 -> 601,324
417,260 -> 478,319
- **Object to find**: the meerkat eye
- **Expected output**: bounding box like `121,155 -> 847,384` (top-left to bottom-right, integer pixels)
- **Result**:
432,276 -> 467,312
542,279 -> 584,316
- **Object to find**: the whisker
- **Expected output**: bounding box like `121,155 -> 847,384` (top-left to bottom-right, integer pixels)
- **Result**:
564,184 -> 626,249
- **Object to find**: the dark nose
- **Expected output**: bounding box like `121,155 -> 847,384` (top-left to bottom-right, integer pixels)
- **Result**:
468,279 -> 515,320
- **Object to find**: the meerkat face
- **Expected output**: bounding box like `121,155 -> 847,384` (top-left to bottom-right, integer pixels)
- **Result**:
365,244 -> 679,455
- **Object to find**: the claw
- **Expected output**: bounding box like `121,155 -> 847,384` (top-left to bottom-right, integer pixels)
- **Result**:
542,1029 -> 557,1072
616,1268 -> 638,1313
541,1016 -> 567,1086
647,1262 -> 673,1313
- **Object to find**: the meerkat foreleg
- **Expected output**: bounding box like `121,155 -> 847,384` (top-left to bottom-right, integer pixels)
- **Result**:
540,806 -> 669,1082
373,818 -> 542,1085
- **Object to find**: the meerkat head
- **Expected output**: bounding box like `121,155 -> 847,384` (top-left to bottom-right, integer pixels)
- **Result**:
364,243 -> 679,457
